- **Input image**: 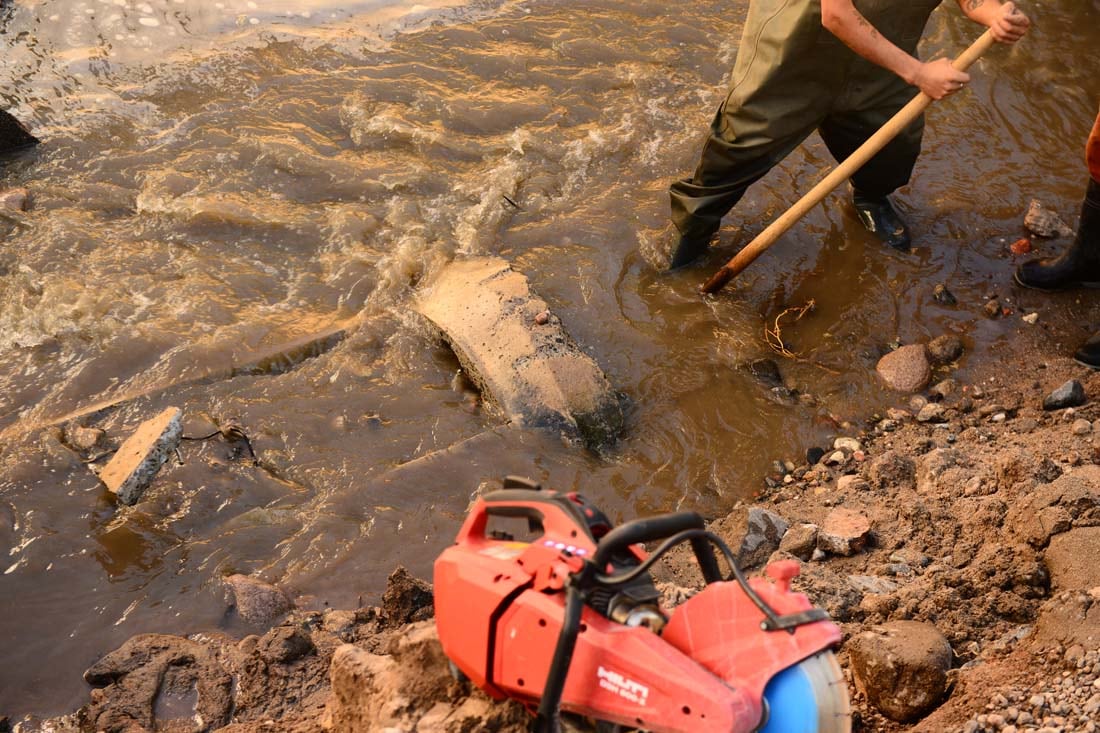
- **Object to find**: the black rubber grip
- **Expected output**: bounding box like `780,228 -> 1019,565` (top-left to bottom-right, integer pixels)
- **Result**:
593,512 -> 706,568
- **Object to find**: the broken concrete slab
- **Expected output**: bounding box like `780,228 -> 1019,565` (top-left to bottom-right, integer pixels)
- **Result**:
414,257 -> 624,448
99,407 -> 183,505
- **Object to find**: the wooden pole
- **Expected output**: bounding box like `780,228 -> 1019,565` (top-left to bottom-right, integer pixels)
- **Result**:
701,30 -> 997,295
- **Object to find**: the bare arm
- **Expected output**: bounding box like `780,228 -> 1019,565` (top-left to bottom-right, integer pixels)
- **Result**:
957,0 -> 1030,43
820,0 -> 969,100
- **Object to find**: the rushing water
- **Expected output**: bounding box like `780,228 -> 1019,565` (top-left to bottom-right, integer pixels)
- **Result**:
1,0 -> 1099,718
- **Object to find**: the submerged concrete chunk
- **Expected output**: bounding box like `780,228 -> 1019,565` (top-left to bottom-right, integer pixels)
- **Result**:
100,407 -> 183,505
415,257 -> 623,448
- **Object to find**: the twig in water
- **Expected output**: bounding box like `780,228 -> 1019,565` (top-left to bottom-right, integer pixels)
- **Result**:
764,299 -> 816,359
501,194 -> 522,210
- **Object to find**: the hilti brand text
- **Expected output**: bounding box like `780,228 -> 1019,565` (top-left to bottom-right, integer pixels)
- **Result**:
597,666 -> 650,706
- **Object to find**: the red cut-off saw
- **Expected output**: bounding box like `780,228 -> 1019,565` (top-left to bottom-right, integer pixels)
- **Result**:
434,477 -> 851,732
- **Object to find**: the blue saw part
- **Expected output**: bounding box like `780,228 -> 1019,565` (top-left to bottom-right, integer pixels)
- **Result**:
759,660 -> 820,733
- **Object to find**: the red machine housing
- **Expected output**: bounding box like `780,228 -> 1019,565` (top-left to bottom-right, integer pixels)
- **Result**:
434,486 -> 842,733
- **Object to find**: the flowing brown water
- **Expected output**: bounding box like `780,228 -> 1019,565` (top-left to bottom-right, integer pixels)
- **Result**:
1,0 -> 1099,719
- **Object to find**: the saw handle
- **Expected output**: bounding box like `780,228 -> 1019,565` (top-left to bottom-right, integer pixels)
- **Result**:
700,29 -> 998,294
592,511 -> 705,568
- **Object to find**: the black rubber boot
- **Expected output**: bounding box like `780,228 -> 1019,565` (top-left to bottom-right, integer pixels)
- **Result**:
667,227 -> 717,270
1015,178 -> 1100,291
852,191 -> 911,251
1074,331 -> 1100,369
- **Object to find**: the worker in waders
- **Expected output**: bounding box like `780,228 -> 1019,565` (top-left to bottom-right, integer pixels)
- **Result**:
666,0 -> 1030,269
1014,108 -> 1100,366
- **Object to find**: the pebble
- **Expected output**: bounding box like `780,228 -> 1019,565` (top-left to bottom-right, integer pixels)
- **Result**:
1072,419 -> 1092,436
534,310 -> 551,325
962,650 -> 1100,733
933,283 -> 958,306
1023,312 -> 1039,324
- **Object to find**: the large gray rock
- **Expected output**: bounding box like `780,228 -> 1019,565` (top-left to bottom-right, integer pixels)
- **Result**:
1043,380 -> 1086,411
849,621 -> 953,722
876,345 -> 931,393
99,407 -> 183,505
737,507 -> 789,568
414,257 -> 623,448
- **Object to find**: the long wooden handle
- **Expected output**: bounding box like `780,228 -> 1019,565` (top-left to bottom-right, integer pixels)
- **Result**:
701,29 -> 997,294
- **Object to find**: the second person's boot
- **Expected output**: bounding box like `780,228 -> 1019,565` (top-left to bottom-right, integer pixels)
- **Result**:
852,190 -> 911,251
1015,178 -> 1100,291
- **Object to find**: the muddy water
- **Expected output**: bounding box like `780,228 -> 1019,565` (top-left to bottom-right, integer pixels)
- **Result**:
2,0 -> 1099,717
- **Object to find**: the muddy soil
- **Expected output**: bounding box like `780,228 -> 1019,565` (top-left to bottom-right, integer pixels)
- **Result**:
33,339 -> 1100,732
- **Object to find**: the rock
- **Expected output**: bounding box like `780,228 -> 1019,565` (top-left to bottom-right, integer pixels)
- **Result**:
778,523 -> 818,560
224,574 -> 292,626
328,621 -> 529,733
0,110 -> 39,154
1045,528 -> 1100,591
876,345 -> 932,393
381,566 -> 434,624
1073,419 -> 1093,436
807,446 -> 826,465
743,358 -> 784,388
534,310 -> 550,325
0,187 -> 28,212
1043,380 -> 1086,411
257,625 -> 315,664
834,437 -> 862,452
928,332 -> 963,363
737,507 -> 789,568
81,634 -> 233,731
916,403 -> 947,423
823,450 -> 847,466
848,575 -> 899,595
818,508 -> 873,556
867,450 -> 917,490
932,284 -> 957,306
984,299 -> 1002,319
1022,312 -> 1039,325
838,475 -> 871,492
98,407 -> 183,505
930,379 -> 957,401
65,423 -> 105,452
1025,199 -> 1074,238
413,257 -> 624,448
849,621 -> 953,722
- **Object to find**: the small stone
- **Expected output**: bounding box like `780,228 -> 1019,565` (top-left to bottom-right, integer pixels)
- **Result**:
916,403 -> 947,423
909,395 -> 929,412
991,412 -> 1007,423
984,299 -> 1002,318
778,523 -> 818,560
807,447 -> 826,465
927,334 -> 965,365
930,379 -> 957,401
818,508 -> 872,556
66,424 -> 106,452
1025,199 -> 1074,238
224,574 -> 292,625
887,408 -> 910,421
1022,312 -> 1039,324
932,283 -> 957,306
848,574 -> 899,595
824,450 -> 847,466
838,475 -> 871,492
1043,380 -> 1087,411
1073,419 -> 1093,436
834,437 -> 862,452
877,345 -> 932,393
534,310 -> 550,325
0,187 -> 28,212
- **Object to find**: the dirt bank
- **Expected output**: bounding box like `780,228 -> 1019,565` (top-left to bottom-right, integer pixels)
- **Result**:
33,348 -> 1100,732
